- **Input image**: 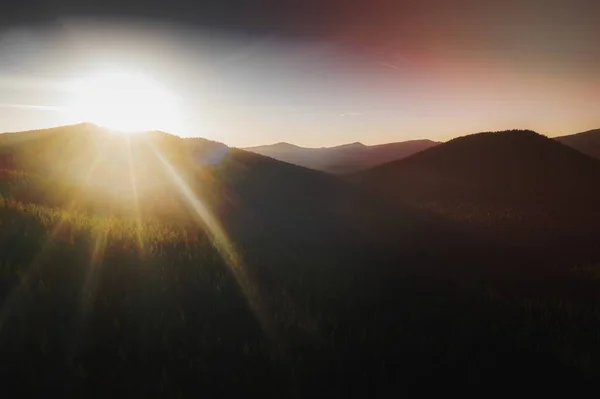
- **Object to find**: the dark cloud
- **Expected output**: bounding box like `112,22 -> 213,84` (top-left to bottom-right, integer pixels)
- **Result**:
2,1 -> 598,51
1,0 -> 598,77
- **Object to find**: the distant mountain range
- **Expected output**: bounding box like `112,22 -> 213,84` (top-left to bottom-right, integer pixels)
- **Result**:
0,123 -> 457,263
1,124 -> 599,256
243,129 -> 600,173
2,124 -> 600,391
243,139 -> 439,174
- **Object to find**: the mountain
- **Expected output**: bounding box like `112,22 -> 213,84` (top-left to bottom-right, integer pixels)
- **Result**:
244,139 -> 439,174
0,124 -> 481,319
555,128 -> 600,160
354,129 -> 600,256
2,125 -> 600,394
0,124 -> 438,251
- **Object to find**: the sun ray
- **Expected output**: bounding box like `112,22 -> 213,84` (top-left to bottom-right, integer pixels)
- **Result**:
0,146 -> 105,334
147,143 -> 283,352
69,220 -> 109,355
126,137 -> 145,257
62,207 -> 115,359
80,223 -> 109,315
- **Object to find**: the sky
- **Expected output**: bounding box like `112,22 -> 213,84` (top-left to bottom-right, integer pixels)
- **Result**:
0,0 -> 598,147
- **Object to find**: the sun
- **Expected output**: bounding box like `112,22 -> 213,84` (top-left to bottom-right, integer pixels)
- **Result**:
67,69 -> 181,133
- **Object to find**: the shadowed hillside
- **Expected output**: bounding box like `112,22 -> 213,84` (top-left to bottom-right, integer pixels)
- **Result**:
354,130 -> 600,260
555,128 -> 600,160
244,139 -> 438,174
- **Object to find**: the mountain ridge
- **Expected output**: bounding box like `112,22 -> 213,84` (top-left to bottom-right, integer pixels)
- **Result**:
244,138 -> 439,173
244,139 -> 432,151
354,129 -> 600,256
555,128 -> 600,160
356,129 -> 600,198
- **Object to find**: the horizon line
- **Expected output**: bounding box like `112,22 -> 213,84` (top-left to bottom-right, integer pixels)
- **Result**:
0,122 -> 597,149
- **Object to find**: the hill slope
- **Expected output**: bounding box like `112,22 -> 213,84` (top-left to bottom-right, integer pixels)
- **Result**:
244,139 -> 438,173
2,125 -> 600,394
354,129 -> 600,255
0,124 -> 449,256
555,128 -> 600,160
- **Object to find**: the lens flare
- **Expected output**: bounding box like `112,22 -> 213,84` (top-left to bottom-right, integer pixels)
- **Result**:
126,137 -> 146,256
147,143 -> 281,350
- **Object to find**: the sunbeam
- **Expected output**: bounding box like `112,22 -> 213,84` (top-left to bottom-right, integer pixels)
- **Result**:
0,146 -> 105,334
126,137 -> 145,257
69,221 -> 109,356
147,143 -> 283,353
83,223 -> 109,314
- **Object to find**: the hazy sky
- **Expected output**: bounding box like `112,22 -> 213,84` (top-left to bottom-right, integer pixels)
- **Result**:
0,0 -> 598,147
